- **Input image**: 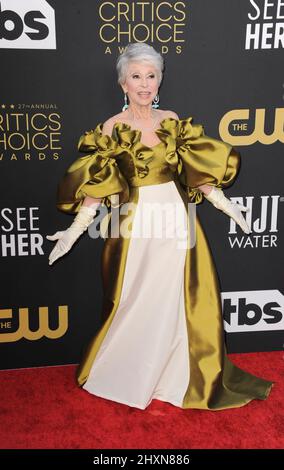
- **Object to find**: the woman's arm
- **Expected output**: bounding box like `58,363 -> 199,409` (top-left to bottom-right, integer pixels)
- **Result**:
198,184 -> 213,195
83,195 -> 102,208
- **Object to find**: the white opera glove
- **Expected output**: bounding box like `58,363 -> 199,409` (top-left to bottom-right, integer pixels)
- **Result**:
204,186 -> 251,234
46,205 -> 99,265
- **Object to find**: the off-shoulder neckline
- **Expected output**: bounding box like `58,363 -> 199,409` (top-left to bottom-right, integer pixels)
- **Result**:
111,116 -> 179,150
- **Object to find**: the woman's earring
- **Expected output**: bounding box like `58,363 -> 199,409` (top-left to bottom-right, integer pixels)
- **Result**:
122,93 -> 128,111
152,94 -> 160,109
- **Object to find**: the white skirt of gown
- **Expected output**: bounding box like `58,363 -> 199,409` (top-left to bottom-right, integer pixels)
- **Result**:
83,180 -> 190,409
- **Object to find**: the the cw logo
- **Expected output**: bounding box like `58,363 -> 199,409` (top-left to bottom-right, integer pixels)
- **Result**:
220,108 -> 284,145
0,306 -> 68,342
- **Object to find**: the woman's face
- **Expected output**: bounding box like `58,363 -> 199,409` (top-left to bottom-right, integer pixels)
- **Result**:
121,61 -> 159,108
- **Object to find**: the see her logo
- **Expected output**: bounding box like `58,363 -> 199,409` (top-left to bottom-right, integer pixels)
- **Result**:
0,0 -> 56,49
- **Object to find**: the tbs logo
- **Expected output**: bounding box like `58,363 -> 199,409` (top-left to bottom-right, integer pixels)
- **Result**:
222,290 -> 284,333
0,0 -> 56,49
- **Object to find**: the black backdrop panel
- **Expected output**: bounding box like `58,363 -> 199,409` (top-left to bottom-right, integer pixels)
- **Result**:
0,0 -> 283,370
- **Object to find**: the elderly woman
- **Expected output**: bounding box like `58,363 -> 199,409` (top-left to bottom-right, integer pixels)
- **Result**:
47,43 -> 273,410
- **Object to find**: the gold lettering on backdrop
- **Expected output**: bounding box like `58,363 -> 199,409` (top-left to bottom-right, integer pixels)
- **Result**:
219,108 -> 284,145
0,306 -> 68,342
99,1 -> 186,47
0,112 -> 60,132
0,108 -> 62,161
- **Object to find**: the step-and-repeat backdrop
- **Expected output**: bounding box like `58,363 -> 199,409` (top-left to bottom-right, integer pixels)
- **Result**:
0,0 -> 283,369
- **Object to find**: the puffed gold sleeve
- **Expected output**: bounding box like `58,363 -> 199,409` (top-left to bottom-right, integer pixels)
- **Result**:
56,123 -> 129,214
176,117 -> 240,204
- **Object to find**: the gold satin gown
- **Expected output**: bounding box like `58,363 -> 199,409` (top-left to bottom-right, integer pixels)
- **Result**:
56,116 -> 274,410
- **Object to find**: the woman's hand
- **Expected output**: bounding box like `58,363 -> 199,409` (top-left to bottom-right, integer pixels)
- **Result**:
46,205 -> 98,265
47,228 -> 82,265
204,186 -> 251,234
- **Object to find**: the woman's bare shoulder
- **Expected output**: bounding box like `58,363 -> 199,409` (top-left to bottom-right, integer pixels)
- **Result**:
161,110 -> 179,120
101,112 -> 125,136
154,109 -> 179,120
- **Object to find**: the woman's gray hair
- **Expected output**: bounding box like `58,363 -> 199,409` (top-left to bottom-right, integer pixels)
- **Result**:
116,43 -> 164,86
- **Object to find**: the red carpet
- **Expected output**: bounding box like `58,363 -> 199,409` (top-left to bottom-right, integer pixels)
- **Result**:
0,351 -> 283,449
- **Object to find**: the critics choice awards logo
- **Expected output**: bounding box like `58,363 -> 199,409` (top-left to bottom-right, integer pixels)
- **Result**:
0,104 -> 62,162
98,0 -> 187,53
